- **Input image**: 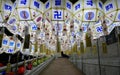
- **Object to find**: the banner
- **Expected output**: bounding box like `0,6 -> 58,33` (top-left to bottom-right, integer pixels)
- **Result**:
34,41 -> 38,52
102,42 -> 107,54
40,44 -> 43,53
118,34 -> 120,44
23,34 -> 30,49
0,34 -> 3,47
56,37 -> 61,52
80,42 -> 84,53
92,45 -> 97,54
85,33 -> 92,47
72,43 -> 77,53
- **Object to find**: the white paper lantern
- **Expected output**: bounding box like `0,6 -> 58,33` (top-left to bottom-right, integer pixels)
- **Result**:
5,37 -> 15,54
103,0 -> 120,34
44,0 -> 51,12
2,35 -> 9,49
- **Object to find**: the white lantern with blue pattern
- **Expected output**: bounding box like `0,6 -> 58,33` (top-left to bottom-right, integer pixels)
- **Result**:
104,0 -> 120,34
0,0 -> 13,23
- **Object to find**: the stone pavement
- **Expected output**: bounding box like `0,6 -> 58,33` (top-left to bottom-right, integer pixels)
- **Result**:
39,58 -> 83,75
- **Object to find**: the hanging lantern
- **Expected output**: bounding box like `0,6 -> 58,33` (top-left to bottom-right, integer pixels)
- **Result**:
1,34 -> 9,53
4,36 -> 15,54
80,42 -> 84,54
73,0 -> 104,40
1,0 -> 13,22
85,30 -> 92,47
6,0 -> 43,55
34,41 -> 38,53
104,0 -> 120,35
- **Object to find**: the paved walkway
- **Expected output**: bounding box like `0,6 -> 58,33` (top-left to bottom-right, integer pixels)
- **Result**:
39,58 -> 83,75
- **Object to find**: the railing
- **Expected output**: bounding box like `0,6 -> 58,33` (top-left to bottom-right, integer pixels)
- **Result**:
25,56 -> 55,75
0,55 -> 44,72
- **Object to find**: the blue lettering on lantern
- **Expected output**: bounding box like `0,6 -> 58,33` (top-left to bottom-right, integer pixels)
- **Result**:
4,4 -> 12,11
34,1 -> 40,8
55,23 -> 62,32
75,3 -> 80,10
9,19 -> 16,24
20,11 -> 29,19
82,24 -> 89,32
46,2 -> 49,9
99,2 -> 103,9
3,39 -> 8,45
71,32 -> 75,37
54,11 -> 62,19
66,2 -> 71,9
86,0 -> 93,6
118,13 -> 120,20
8,49 -> 14,53
96,26 -> 103,32
32,24 -> 38,30
17,43 -> 20,48
12,26 -> 17,31
55,0 -> 61,6
9,42 -> 14,46
82,26 -> 87,32
74,19 -> 79,24
105,3 -> 113,11
20,0 -> 27,5
85,12 -> 94,20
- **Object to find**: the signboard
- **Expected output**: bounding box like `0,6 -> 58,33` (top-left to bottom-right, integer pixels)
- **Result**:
102,42 -> 107,54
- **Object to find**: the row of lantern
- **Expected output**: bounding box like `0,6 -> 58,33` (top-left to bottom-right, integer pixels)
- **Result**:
0,0 -> 120,55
